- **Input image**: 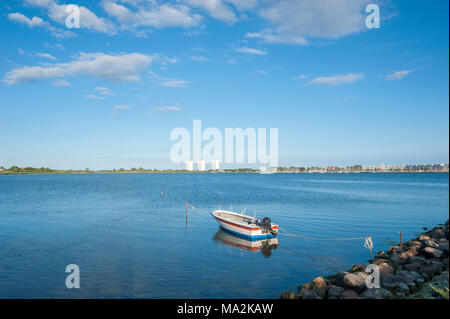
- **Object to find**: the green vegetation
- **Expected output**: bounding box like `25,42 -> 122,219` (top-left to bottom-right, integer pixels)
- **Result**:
0,166 -> 259,175
430,285 -> 449,299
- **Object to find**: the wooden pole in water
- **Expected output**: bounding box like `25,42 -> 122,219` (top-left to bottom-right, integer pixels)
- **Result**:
400,231 -> 403,249
186,200 -> 188,224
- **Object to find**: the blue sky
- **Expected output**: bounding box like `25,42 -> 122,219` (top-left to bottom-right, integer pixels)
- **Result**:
0,0 -> 448,170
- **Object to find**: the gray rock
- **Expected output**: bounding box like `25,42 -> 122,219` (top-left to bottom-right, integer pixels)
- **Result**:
302,290 -> 322,299
340,289 -> 359,299
428,228 -> 445,240
430,260 -> 444,275
423,240 -> 439,248
332,271 -> 349,287
281,292 -> 298,299
415,278 -> 425,287
359,289 -> 380,299
402,262 -> 420,271
311,276 -> 328,298
390,252 -> 409,265
422,247 -> 443,259
343,272 -> 368,292
407,240 -> 422,248
397,282 -> 410,295
351,264 -> 366,272
378,262 -> 395,276
327,285 -> 345,299
407,282 -> 418,293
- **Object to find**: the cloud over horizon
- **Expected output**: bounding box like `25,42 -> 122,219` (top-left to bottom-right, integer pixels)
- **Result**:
4,52 -> 153,84
310,73 -> 364,85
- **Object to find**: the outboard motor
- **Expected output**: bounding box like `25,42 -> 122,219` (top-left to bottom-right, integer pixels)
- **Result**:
261,217 -> 272,231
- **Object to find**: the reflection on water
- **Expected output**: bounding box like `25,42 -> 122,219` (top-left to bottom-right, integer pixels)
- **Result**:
213,228 -> 279,257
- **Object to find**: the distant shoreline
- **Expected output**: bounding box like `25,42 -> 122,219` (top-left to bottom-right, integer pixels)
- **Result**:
1,171 -> 448,176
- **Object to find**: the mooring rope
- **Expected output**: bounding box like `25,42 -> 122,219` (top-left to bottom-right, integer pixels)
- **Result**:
187,203 -> 211,214
278,227 -> 368,241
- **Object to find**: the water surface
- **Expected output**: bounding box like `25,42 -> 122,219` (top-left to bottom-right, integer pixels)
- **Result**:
0,173 -> 448,298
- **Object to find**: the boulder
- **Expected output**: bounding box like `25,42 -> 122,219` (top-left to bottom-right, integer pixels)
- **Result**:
351,264 -> 366,272
332,271 -> 349,287
359,288 -> 380,299
427,228 -> 445,240
340,289 -> 359,299
311,276 -> 328,298
390,252 -> 410,265
403,247 -> 419,258
343,272 -> 368,292
407,282 -> 418,293
378,262 -> 395,276
402,262 -> 420,271
418,235 -> 431,241
327,285 -> 345,299
422,247 -> 443,259
302,290 -> 322,299
376,251 -> 387,258
281,292 -> 298,299
415,278 -> 425,288
430,260 -> 444,275
388,246 -> 403,254
372,258 -> 389,265
423,240 -> 439,248
397,282 -> 410,295
407,240 -> 422,248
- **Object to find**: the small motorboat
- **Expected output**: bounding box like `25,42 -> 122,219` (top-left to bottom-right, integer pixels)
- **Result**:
211,209 -> 279,240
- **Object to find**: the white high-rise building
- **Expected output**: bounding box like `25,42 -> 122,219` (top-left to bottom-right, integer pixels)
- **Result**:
211,160 -> 220,171
185,160 -> 194,171
197,160 -> 206,171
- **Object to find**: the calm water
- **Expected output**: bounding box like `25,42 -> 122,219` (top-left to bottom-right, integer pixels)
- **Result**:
0,173 -> 448,298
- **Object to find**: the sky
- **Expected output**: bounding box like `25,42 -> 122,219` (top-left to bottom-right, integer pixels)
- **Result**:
0,0 -> 448,170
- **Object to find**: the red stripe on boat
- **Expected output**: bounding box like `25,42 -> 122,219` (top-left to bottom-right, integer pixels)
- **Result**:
214,216 -> 260,231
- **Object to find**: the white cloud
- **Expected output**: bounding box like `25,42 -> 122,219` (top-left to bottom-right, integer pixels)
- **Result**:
85,94 -> 105,100
35,52 -> 57,60
103,1 -> 203,29
386,70 -> 412,81
113,104 -> 130,109
310,73 -> 364,85
292,74 -> 307,80
191,55 -> 208,62
159,80 -> 189,88
95,86 -> 114,95
7,12 -> 74,38
25,0 -> 115,34
18,48 -> 25,55
235,47 -> 267,55
52,79 -> 70,86
4,52 -> 152,84
247,0 -> 369,45
8,12 -> 47,27
149,71 -> 189,88
182,0 -> 236,23
152,106 -> 181,112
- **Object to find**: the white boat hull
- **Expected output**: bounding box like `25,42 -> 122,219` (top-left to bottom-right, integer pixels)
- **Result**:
212,210 -> 278,240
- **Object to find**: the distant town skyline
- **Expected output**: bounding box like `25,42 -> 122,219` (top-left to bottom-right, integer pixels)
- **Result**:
0,1 -> 448,170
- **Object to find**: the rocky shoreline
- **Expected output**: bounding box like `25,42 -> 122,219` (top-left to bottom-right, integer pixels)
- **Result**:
281,220 -> 449,299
